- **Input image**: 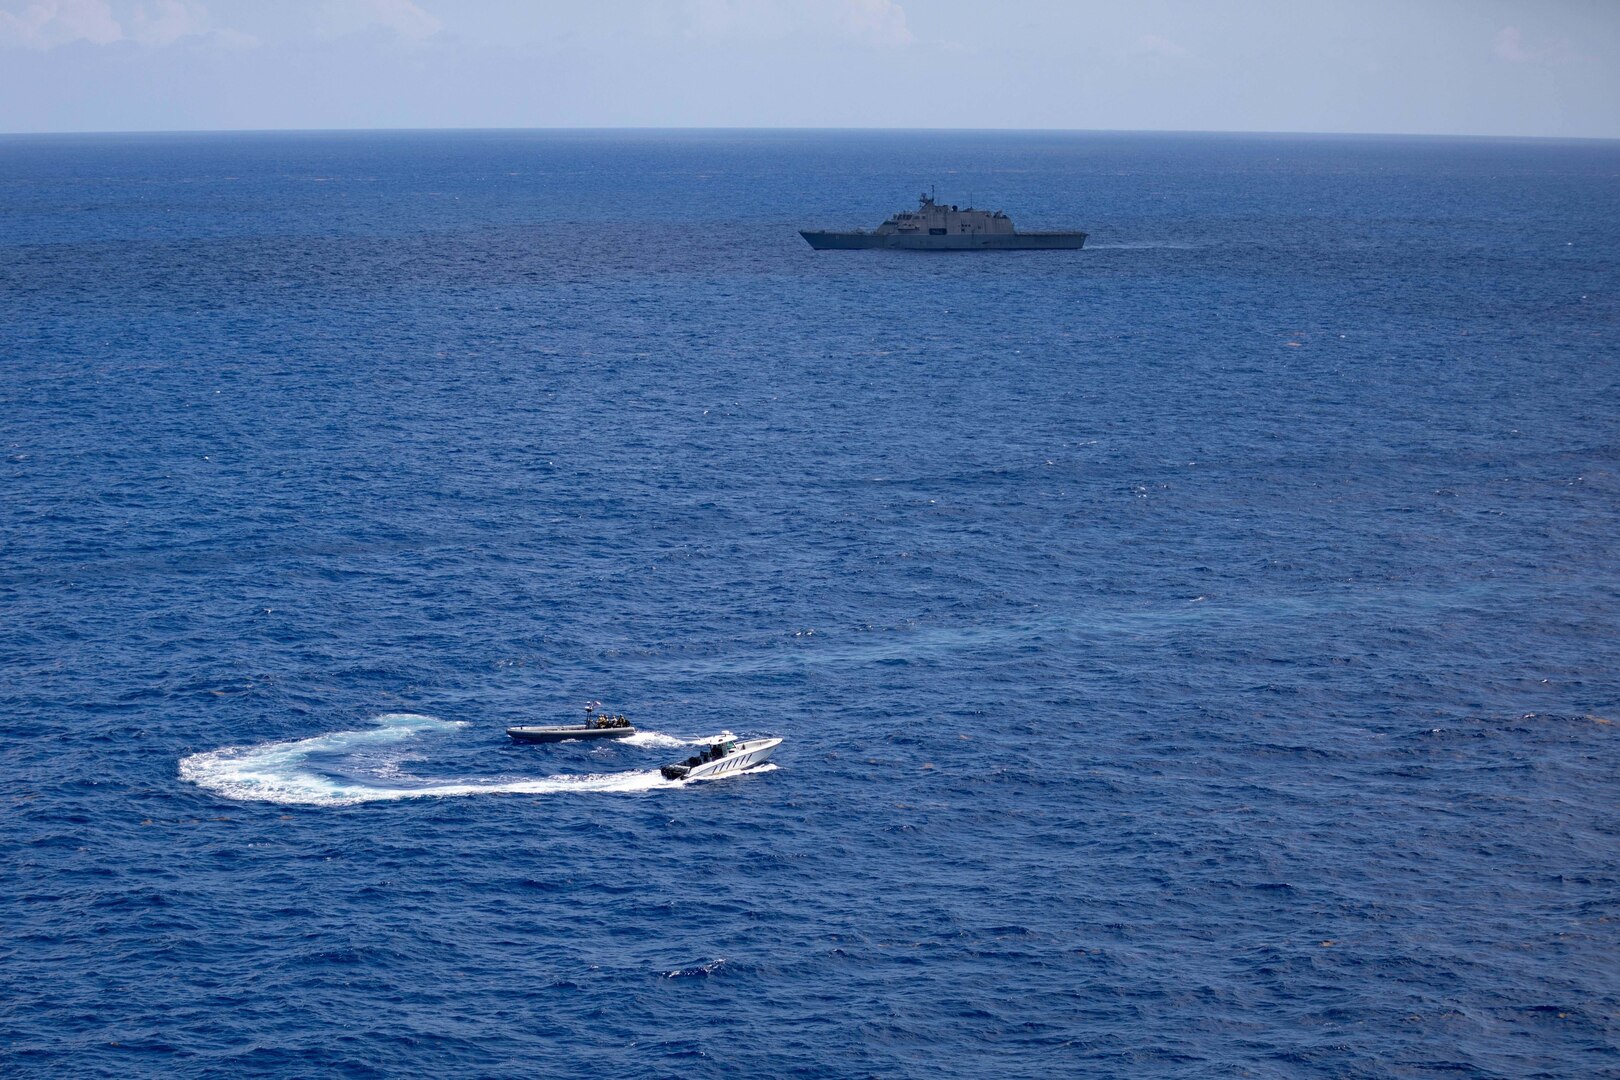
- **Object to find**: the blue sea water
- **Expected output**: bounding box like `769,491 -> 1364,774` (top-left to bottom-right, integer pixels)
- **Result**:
2,128 -> 1618,1078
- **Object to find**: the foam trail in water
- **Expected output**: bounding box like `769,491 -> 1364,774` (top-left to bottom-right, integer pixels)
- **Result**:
618,731 -> 692,749
179,712 -> 679,807
622,730 -> 742,748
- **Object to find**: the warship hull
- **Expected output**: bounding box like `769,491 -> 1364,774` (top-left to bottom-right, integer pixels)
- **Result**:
801,230 -> 1086,251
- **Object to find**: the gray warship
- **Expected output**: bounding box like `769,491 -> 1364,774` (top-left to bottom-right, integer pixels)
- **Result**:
801,191 -> 1086,251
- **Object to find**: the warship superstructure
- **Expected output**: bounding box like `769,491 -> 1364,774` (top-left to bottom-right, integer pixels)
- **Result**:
801,191 -> 1086,251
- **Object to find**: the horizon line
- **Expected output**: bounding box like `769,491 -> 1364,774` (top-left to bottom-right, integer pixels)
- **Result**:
3,124 -> 1618,144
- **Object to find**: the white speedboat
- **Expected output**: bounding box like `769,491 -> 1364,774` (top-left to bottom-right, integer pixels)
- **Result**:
660,734 -> 781,781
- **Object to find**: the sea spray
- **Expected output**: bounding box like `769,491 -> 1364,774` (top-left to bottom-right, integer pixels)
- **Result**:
179,712 -> 694,806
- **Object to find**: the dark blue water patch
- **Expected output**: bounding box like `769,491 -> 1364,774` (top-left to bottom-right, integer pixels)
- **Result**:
2,129 -> 1618,1078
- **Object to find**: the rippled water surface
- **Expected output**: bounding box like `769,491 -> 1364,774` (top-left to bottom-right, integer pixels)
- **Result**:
3,130 -> 1618,1077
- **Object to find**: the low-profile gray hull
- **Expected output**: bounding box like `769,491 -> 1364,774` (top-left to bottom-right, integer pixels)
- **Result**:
506,726 -> 635,743
801,230 -> 1086,251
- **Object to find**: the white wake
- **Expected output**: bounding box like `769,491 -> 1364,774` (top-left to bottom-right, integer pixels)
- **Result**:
179,712 -> 703,807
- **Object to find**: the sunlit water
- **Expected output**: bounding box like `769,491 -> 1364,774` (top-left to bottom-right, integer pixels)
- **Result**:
2,130 -> 1617,1078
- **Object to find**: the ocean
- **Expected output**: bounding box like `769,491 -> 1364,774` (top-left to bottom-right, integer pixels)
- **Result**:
1,129 -> 1617,1077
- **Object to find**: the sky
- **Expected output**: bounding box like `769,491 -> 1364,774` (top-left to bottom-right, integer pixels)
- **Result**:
1,0 -> 1617,137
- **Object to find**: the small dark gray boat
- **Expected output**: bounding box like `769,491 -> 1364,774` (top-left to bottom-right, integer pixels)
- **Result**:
801,191 -> 1086,251
507,707 -> 635,744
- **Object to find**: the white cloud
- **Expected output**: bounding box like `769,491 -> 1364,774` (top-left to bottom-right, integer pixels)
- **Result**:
680,0 -> 912,47
0,0 -> 256,49
836,0 -> 911,47
1135,33 -> 1187,58
682,0 -> 790,40
351,0 -> 442,40
1493,26 -> 1570,65
130,0 -> 205,45
0,0 -> 123,49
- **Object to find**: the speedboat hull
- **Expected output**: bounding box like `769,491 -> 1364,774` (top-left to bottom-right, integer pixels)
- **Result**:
661,737 -> 781,781
507,725 -> 636,743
